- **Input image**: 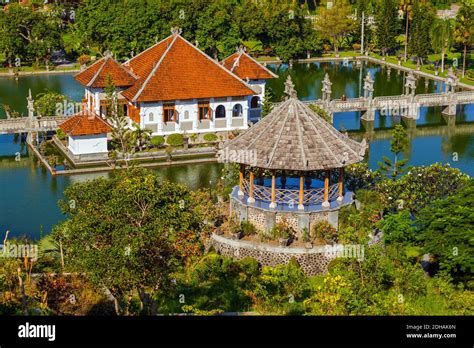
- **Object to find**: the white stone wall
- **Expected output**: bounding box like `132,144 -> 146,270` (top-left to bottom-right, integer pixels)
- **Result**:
68,134 -> 108,155
138,97 -> 251,136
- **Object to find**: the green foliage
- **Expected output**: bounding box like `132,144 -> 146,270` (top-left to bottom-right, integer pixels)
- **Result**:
261,87 -> 274,117
344,162 -> 384,192
130,123 -> 152,152
56,129 -> 67,141
34,92 -> 68,117
378,124 -> 409,179
166,133 -> 184,147
376,163 -> 469,212
311,221 -> 337,243
315,0 -> 355,54
430,18 -> 454,71
375,0 -> 400,56
408,1 -> 436,64
270,220 -> 295,240
52,168 -> 206,315
160,254 -> 261,314
251,258 -> 310,315
0,4 -> 62,64
151,135 -> 165,147
416,179 -> 474,282
203,133 -> 218,142
377,210 -> 417,247
105,75 -> 135,166
308,104 -> 332,124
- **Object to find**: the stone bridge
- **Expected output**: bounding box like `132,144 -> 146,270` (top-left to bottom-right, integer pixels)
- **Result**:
292,68 -> 474,122
0,116 -> 68,135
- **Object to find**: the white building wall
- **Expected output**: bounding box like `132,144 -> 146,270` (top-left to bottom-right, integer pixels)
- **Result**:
138,97 -> 251,136
68,134 -> 108,155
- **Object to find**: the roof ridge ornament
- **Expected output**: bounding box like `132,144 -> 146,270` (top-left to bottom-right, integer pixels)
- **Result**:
284,76 -> 297,99
171,27 -> 182,37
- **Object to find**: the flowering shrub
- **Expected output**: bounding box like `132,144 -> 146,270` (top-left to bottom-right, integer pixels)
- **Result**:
311,221 -> 337,243
270,219 -> 295,240
376,163 -> 469,212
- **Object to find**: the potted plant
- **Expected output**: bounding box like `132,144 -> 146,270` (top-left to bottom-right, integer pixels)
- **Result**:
271,221 -> 294,247
230,223 -> 243,240
312,221 -> 338,244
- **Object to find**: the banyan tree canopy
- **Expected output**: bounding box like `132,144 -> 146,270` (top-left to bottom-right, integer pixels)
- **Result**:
223,77 -> 367,171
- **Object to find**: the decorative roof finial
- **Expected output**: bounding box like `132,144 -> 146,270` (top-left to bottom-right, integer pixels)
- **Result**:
284,76 -> 297,99
171,27 -> 182,36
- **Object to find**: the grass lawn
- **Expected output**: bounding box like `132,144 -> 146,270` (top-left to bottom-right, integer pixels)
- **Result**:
0,63 -> 81,74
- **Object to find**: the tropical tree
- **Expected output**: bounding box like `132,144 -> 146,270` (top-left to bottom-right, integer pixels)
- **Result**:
399,0 -> 413,61
0,4 -> 62,65
454,0 -> 474,77
52,168 -> 207,315
130,123 -> 152,152
314,0 -> 355,56
429,18 -> 454,73
416,179 -> 474,283
104,75 -> 134,168
34,92 -> 70,117
378,124 -> 409,179
375,0 -> 400,56
408,1 -> 436,65
261,87 -> 274,117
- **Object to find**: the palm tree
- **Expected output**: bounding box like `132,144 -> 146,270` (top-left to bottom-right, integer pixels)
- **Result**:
400,0 -> 413,62
430,19 -> 454,73
454,1 -> 473,78
130,123 -> 152,152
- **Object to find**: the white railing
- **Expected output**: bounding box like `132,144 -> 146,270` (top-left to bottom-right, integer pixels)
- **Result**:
242,179 -> 339,205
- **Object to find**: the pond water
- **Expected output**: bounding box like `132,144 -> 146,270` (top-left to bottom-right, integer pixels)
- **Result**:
0,61 -> 473,239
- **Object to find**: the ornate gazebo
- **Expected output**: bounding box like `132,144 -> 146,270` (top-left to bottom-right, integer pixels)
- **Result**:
223,77 -> 367,234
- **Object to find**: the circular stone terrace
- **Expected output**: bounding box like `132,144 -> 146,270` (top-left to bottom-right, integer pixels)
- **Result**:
222,76 -> 367,233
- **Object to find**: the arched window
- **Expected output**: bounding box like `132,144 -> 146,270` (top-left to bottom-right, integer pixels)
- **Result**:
148,112 -> 154,122
232,104 -> 243,117
215,105 -> 226,118
184,110 -> 189,120
250,96 -> 260,109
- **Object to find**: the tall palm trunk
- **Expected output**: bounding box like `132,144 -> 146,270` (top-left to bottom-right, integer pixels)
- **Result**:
462,44 -> 467,78
441,47 -> 445,73
404,14 -> 409,62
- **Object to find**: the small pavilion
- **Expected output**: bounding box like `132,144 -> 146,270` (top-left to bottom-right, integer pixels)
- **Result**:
223,76 -> 367,234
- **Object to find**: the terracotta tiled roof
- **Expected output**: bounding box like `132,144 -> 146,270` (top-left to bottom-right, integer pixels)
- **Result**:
223,77 -> 367,171
75,56 -> 137,88
222,52 -> 278,80
122,34 -> 257,102
59,111 -> 112,136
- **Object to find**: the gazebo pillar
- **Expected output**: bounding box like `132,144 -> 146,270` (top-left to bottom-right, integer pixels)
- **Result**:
238,164 -> 245,196
322,170 -> 330,208
248,171 -> 255,204
270,172 -> 276,209
337,167 -> 344,203
298,175 -> 305,210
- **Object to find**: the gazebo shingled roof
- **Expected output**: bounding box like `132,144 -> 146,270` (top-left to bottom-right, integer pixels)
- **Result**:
223,76 -> 367,171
